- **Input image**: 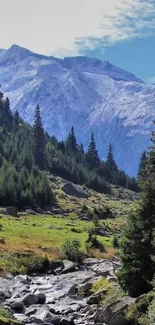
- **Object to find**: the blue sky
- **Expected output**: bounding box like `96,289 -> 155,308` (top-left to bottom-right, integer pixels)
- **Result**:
83,36 -> 155,83
1,0 -> 155,83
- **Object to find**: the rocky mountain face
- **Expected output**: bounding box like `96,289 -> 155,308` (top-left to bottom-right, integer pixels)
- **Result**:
0,44 -> 155,175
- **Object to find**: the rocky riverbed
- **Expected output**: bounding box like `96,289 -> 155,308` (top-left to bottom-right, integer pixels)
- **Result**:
0,258 -> 138,325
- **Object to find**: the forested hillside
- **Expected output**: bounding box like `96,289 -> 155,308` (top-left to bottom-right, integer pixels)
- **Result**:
0,90 -> 139,209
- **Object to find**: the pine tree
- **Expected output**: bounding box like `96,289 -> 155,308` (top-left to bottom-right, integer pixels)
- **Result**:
33,105 -> 46,170
118,125 -> 155,297
137,151 -> 147,180
87,132 -> 100,168
66,126 -> 77,153
106,143 -> 118,171
80,142 -> 84,154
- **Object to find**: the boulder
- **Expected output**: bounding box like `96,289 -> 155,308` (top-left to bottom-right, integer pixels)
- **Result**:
36,293 -> 46,304
6,206 -> 18,217
61,260 -> 76,274
11,301 -> 25,312
22,293 -> 38,307
87,293 -> 100,305
31,305 -> 53,322
50,260 -> 63,274
62,183 -> 89,199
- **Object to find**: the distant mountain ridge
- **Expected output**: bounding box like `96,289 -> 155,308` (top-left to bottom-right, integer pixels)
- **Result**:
0,44 -> 154,175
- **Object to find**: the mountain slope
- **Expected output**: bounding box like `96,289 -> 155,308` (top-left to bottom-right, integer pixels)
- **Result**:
0,44 -> 154,175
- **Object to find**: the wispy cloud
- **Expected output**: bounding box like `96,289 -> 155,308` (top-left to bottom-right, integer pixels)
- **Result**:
76,0 -> 155,56
1,0 -> 155,57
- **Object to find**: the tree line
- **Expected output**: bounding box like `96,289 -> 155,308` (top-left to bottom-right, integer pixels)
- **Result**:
0,90 -> 140,209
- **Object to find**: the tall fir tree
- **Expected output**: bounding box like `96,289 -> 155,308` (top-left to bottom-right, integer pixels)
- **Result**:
33,105 -> 46,170
66,126 -> 77,153
87,132 -> 100,168
118,124 -> 155,297
106,143 -> 118,171
137,151 -> 147,180
79,142 -> 84,154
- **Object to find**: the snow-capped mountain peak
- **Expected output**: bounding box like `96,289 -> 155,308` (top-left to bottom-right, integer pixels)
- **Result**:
0,44 -> 154,175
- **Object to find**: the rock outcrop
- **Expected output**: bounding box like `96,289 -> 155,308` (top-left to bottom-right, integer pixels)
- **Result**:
0,258 -> 138,325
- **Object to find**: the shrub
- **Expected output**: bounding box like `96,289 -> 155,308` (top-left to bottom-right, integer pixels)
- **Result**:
91,277 -> 113,294
62,239 -> 83,263
112,235 -> 119,248
86,229 -> 105,252
148,297 -> 155,324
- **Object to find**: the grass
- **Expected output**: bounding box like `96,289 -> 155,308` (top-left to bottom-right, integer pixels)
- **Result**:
0,176 -> 138,274
0,306 -> 20,325
0,214 -> 114,274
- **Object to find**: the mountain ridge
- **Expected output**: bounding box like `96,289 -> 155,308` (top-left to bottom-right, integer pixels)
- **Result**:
0,44 -> 154,175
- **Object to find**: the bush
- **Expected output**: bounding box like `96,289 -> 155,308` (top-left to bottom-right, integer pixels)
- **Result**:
148,297 -> 155,324
62,239 -> 84,263
86,229 -> 105,252
112,235 -> 119,248
94,206 -> 113,219
1,252 -> 50,275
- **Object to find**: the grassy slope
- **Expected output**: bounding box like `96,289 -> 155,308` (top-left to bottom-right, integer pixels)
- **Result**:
0,176 -> 138,274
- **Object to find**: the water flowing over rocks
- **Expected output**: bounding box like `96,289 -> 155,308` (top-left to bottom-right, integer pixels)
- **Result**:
0,258 -> 136,325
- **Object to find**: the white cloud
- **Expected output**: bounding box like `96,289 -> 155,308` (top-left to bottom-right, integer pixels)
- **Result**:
0,0 -> 155,56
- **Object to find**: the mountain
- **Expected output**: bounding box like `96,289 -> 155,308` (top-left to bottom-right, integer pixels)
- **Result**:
0,44 -> 154,176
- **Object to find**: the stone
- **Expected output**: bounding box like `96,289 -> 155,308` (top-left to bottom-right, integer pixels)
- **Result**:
61,260 -> 76,274
11,301 -> 25,312
25,209 -> 36,215
35,293 -> 46,304
50,260 -> 63,274
87,294 -> 100,305
45,314 -> 60,324
32,305 -> 52,322
22,293 -> 38,307
62,183 -> 89,199
6,206 -> 18,217
0,288 -> 11,301
67,285 -> 78,296
25,305 -> 39,316
59,317 -> 75,325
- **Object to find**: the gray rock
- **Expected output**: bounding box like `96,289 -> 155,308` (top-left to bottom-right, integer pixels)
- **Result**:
62,183 -> 89,199
50,261 -> 63,274
22,293 -> 38,307
61,260 -> 76,274
36,293 -> 46,304
6,206 -> 18,217
25,209 -> 36,215
25,305 -> 40,316
67,285 -> 78,296
87,294 -> 100,305
45,314 -> 60,324
59,317 -> 75,325
32,305 -> 52,322
11,301 -> 25,312
0,289 -> 12,301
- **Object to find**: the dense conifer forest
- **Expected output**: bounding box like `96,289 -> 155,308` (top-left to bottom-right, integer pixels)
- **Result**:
0,91 -> 139,209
